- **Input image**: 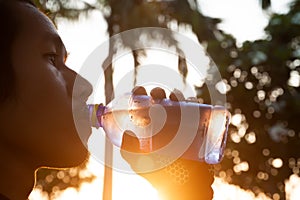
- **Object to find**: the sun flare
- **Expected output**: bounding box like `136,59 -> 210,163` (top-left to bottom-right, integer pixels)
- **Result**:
29,157 -> 300,200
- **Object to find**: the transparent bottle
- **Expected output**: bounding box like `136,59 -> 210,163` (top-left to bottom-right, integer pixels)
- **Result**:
88,93 -> 230,164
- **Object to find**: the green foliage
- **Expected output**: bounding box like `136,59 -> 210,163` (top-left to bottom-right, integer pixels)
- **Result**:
35,161 -> 95,198
199,1 -> 300,198
260,0 -> 271,9
32,0 -> 97,23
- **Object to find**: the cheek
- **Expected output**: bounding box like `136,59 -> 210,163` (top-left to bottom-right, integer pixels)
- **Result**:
18,60 -> 69,101
50,65 -> 67,88
12,43 -> 71,109
15,60 -> 74,129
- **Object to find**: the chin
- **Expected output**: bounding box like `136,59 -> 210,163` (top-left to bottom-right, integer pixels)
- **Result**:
65,154 -> 89,168
49,155 -> 88,169
57,125 -> 91,168
41,145 -> 89,169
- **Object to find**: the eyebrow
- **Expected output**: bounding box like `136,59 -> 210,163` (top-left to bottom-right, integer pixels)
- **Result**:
43,32 -> 69,60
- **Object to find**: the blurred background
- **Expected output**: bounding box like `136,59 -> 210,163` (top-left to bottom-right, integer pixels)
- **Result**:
28,0 -> 300,199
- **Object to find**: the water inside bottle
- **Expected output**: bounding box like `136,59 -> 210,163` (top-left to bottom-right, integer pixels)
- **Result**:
91,98 -> 230,163
101,103 -> 212,159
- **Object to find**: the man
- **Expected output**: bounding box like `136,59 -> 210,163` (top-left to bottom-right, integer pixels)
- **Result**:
0,0 -> 213,199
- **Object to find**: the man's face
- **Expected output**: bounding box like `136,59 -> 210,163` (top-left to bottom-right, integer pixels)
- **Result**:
0,2 -> 92,168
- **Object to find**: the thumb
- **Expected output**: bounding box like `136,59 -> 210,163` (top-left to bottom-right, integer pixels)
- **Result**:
121,131 -> 141,153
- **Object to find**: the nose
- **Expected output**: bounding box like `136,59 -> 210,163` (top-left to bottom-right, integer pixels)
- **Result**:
63,66 -> 93,101
73,74 -> 93,101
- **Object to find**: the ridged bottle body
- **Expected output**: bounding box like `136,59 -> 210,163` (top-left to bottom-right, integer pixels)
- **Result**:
88,93 -> 230,164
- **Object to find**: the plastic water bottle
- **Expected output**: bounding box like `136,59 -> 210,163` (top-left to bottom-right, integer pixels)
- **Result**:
88,93 -> 230,164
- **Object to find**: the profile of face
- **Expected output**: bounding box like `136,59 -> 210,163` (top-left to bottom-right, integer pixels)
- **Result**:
0,2 -> 93,168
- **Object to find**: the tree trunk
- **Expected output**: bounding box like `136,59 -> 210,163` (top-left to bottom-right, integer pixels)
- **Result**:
102,40 -> 114,200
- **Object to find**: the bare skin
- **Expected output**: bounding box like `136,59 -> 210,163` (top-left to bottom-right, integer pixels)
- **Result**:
0,2 -> 92,199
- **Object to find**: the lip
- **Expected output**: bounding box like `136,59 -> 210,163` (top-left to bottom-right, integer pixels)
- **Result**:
72,102 -> 92,144
72,95 -> 92,122
73,100 -> 89,114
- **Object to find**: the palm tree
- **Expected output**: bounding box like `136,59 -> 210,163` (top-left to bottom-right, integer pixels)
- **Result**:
35,0 -> 300,199
98,1 -> 221,198
34,1 -> 222,198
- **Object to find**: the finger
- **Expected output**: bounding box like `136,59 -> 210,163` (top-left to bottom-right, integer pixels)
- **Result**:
132,86 -> 147,95
169,88 -> 185,101
121,131 -> 141,153
150,87 -> 166,100
186,97 -> 199,102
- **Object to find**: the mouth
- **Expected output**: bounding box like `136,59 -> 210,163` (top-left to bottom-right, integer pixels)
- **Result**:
73,101 -> 90,116
72,102 -> 92,144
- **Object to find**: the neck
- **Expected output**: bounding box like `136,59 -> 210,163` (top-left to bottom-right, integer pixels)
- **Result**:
0,141 -> 37,200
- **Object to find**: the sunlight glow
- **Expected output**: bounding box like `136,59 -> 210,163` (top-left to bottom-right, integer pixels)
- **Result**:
29,158 -> 300,200
212,177 -> 271,200
233,161 -> 249,173
288,70 -> 300,87
272,158 -> 283,168
197,0 -> 268,43
28,188 -> 48,200
231,114 -> 242,127
112,171 -> 159,200
257,90 -> 266,101
216,80 -> 230,94
245,132 -> 256,144
285,174 -> 300,200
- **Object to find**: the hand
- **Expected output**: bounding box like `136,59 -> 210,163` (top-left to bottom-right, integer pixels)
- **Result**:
121,86 -> 214,200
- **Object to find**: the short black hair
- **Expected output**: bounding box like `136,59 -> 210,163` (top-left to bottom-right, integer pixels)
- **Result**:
0,0 -> 36,103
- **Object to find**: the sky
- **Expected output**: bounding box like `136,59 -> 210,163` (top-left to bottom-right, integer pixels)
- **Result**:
58,0 -> 294,73
197,0 -> 293,43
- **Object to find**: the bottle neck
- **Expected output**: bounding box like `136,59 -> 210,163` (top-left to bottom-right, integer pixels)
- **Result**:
88,104 -> 106,128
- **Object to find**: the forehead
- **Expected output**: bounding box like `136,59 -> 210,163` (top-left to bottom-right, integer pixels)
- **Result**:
14,2 -> 60,43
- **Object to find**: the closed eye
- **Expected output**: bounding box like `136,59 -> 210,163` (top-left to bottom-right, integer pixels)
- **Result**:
46,53 -> 58,66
